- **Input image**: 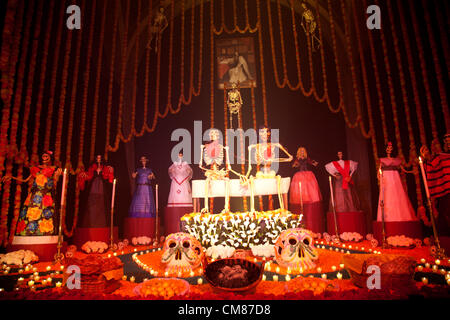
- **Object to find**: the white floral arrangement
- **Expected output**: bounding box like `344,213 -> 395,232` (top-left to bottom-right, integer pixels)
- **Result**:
181,209 -> 303,249
206,245 -> 235,259
131,236 -> 152,246
81,241 -> 108,253
387,235 -> 416,247
340,232 -> 363,242
250,243 -> 275,258
0,250 -> 39,266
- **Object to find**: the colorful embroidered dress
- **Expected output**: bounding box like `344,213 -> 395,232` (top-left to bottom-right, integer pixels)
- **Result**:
129,167 -> 156,218
15,166 -> 59,236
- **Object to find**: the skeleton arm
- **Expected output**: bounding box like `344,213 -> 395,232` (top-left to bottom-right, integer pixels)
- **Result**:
199,144 -> 207,172
246,145 -> 255,178
225,146 -> 246,181
273,143 -> 293,163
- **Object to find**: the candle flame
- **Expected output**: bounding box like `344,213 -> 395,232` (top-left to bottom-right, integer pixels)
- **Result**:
418,156 -> 422,164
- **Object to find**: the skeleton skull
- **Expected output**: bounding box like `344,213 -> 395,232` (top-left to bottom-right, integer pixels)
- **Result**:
161,232 -> 204,274
274,228 -> 318,271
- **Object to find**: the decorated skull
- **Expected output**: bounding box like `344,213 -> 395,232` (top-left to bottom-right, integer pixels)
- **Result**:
274,228 -> 318,271
161,232 -> 204,274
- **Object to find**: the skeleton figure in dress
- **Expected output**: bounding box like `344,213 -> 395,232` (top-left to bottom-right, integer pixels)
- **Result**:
301,3 -> 321,52
246,127 -> 293,212
199,129 -> 245,213
146,6 -> 169,52
226,83 -> 243,129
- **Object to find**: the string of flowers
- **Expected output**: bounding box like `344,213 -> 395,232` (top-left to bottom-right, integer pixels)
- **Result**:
89,0 -> 108,161
177,0 -> 188,108
326,0 -> 359,130
148,4 -> 164,133
0,0 -> 21,173
211,0 -> 223,35
408,1 -> 440,144
421,0 -> 450,132
64,0 -> 86,174
0,0 -> 34,246
160,0 -> 174,117
122,0 -> 141,141
8,1 -> 45,245
103,1 -> 120,158
43,1 -> 65,152
350,0 -> 378,165
210,0 -> 215,128
256,0 -> 268,127
31,1 -> 55,166
434,2 -> 450,81
385,0 -> 424,208
266,0 -> 286,89
395,1 -> 427,146
0,0 -> 24,246
109,0 -> 130,152
361,0 -> 388,145
54,8 -> 75,165
192,0 -> 204,97
137,0 -> 154,136
339,0 -> 371,139
232,0 -> 257,34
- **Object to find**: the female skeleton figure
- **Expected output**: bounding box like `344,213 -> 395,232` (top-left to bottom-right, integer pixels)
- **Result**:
246,127 -> 293,212
199,129 -> 244,213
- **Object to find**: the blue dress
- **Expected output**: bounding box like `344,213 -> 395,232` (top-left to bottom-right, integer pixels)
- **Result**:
128,168 -> 156,218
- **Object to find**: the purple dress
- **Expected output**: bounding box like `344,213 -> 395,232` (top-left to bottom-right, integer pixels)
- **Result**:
128,168 -> 156,218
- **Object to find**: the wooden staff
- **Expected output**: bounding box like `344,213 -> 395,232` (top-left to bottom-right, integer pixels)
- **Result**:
55,168 -> 67,264
155,184 -> 159,244
418,157 -> 444,258
110,178 -> 116,250
299,182 -> 303,214
379,168 -> 387,249
328,176 -> 339,239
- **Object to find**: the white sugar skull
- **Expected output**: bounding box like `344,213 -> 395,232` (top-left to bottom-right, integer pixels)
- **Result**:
161,232 -> 204,274
274,228 -> 318,271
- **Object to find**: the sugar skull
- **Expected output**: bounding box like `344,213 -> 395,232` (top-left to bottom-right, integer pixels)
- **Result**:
274,228 -> 318,271
161,232 -> 204,274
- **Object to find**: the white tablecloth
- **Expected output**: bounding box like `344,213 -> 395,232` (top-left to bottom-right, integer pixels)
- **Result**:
192,177 -> 291,198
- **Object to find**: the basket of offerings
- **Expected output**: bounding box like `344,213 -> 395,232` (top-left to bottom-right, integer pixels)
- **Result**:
342,254 -> 416,288
63,255 -> 123,294
203,257 -> 264,294
134,278 -> 190,299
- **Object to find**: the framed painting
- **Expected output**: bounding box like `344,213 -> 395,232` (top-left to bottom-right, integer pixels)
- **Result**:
216,37 -> 257,89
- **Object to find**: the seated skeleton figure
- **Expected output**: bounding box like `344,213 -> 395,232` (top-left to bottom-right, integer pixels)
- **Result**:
199,129 -> 245,213
246,126 -> 293,212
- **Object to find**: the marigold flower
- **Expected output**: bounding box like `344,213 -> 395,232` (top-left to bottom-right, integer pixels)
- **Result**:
38,219 -> 54,233
27,207 -> 42,221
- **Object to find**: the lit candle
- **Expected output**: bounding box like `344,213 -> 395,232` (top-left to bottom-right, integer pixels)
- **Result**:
130,276 -> 135,283
46,266 -> 51,271
60,265 -> 64,270
287,267 -> 291,274
18,269 -> 23,274
339,264 -> 345,269
28,280 -> 34,287
331,265 -> 337,271
285,275 -> 291,281
41,279 -> 47,286
421,277 -> 428,285
47,277 -> 52,283
420,258 -> 426,264
316,267 -> 322,273
111,179 -> 117,209
425,263 -> 430,269
189,271 -> 195,277
197,278 -> 203,285
435,259 -> 441,265
299,182 -> 303,212
61,168 -> 68,206
273,275 -> 278,282
418,157 -> 431,199
275,266 -> 280,273
155,184 -> 159,214
336,272 -> 343,280
55,282 -> 62,288
122,275 -> 127,281
417,265 -> 423,272
321,274 -> 327,279
262,275 -> 267,281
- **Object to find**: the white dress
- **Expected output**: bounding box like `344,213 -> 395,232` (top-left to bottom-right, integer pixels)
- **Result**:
167,161 -> 193,207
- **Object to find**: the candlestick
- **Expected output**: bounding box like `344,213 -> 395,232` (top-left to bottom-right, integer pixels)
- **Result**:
418,157 -> 444,258
379,168 -> 387,248
111,178 -> 117,209
61,168 -> 67,206
155,184 -> 159,243
299,182 -> 303,214
328,176 -> 339,240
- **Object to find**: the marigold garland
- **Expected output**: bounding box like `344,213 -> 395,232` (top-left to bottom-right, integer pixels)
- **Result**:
89,0 -> 108,162
408,2 -> 440,144
64,0 -> 86,174
31,1 -> 55,166
43,2 -> 65,152
421,0 -> 450,132
0,1 -> 34,246
104,1 -> 120,158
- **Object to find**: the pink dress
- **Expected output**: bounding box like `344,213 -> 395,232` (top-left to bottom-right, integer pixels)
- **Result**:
377,157 -> 417,222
